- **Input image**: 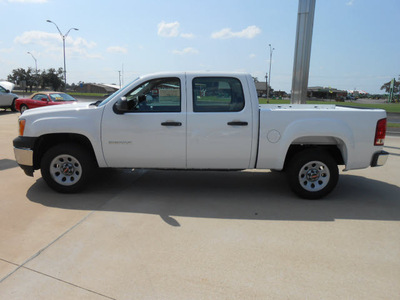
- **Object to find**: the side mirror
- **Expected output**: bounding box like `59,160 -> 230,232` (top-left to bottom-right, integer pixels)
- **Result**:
41,98 -> 48,102
6,89 -> 10,93
113,97 -> 129,114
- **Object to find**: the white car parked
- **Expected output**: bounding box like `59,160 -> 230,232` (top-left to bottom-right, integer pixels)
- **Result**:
0,82 -> 19,112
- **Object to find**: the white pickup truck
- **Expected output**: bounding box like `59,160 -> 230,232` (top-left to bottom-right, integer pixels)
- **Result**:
13,72 -> 388,199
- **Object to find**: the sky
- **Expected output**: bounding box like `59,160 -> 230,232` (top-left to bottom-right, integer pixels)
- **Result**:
0,0 -> 399,94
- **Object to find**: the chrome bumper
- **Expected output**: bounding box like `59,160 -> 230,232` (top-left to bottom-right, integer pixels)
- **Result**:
14,147 -> 33,166
13,136 -> 37,177
14,147 -> 34,176
371,150 -> 389,167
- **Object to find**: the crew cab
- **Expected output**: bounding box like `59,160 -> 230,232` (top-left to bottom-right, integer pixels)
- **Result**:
13,72 -> 388,199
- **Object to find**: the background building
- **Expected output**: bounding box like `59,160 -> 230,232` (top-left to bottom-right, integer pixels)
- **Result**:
307,86 -> 347,101
74,83 -> 119,94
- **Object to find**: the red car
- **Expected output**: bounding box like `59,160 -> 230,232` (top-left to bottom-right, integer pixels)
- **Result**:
15,92 -> 77,113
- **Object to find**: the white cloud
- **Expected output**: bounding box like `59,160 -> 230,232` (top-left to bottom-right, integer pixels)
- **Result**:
346,0 -> 355,5
0,47 -> 14,53
172,47 -> 199,55
15,31 -> 61,50
107,46 -> 128,54
158,21 -> 180,37
249,53 -> 256,59
14,31 -> 101,59
157,21 -> 194,39
211,25 -> 261,39
180,33 -> 194,39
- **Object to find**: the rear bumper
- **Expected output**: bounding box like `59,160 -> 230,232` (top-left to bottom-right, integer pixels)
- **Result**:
371,150 -> 389,167
13,136 -> 36,177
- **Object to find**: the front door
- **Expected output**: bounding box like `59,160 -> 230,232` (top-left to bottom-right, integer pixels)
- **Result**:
101,76 -> 186,168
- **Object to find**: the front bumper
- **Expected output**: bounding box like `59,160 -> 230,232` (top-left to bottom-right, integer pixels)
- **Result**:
13,136 -> 37,176
371,150 -> 389,167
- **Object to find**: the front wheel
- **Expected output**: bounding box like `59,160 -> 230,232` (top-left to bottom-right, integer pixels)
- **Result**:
286,149 -> 339,200
41,143 -> 95,193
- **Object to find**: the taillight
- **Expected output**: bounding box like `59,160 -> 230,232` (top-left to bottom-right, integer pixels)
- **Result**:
19,119 -> 26,136
374,118 -> 386,146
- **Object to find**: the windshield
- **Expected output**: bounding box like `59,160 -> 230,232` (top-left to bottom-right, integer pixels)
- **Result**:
50,93 -> 77,102
98,77 -> 140,107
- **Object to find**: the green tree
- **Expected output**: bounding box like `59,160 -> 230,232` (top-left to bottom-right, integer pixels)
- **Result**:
7,67 -> 36,92
41,68 -> 65,91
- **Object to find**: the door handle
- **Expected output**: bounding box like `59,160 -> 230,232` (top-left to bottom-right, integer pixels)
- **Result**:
227,121 -> 248,126
161,121 -> 182,126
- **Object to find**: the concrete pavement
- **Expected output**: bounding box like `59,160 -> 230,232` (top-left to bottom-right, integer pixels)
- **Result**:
1,111 -> 399,299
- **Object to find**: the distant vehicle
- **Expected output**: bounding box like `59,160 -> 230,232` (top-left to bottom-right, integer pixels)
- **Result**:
347,95 -> 356,101
15,92 -> 77,113
0,82 -> 19,111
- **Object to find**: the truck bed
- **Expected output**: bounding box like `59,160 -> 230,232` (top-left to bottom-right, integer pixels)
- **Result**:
256,104 -> 386,171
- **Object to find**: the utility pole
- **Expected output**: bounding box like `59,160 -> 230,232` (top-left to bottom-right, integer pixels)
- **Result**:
27,52 -> 38,91
291,0 -> 316,104
47,20 -> 79,89
267,44 -> 274,99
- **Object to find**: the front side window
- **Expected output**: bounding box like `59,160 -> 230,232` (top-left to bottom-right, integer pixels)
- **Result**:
124,77 -> 181,112
192,77 -> 245,112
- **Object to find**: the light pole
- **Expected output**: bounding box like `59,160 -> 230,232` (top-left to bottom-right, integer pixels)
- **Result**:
267,44 -> 275,99
27,51 -> 38,90
46,20 -> 78,88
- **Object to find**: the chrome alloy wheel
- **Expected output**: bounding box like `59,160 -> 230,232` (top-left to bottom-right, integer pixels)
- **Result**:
298,160 -> 330,192
49,154 -> 82,186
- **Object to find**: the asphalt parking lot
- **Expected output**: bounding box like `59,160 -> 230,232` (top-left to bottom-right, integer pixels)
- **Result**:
1,111 -> 399,299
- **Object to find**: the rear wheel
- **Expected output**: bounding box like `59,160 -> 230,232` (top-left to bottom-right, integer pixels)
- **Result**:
20,104 -> 28,114
41,143 -> 95,193
286,149 -> 339,199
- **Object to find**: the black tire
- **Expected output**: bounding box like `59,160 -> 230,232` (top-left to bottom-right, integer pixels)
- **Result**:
11,99 -> 18,112
40,143 -> 95,193
20,104 -> 28,114
286,149 -> 339,200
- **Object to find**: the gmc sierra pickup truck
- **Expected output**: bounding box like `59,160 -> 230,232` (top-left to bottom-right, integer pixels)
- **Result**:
13,72 -> 388,199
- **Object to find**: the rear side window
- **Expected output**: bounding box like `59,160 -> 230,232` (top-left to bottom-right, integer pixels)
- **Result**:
32,94 -> 46,100
192,77 -> 245,112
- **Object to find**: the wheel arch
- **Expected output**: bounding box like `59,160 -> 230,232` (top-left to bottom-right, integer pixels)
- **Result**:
33,133 -> 98,170
283,138 -> 346,171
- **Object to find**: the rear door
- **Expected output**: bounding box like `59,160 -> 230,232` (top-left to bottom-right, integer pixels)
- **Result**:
186,75 -> 254,169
